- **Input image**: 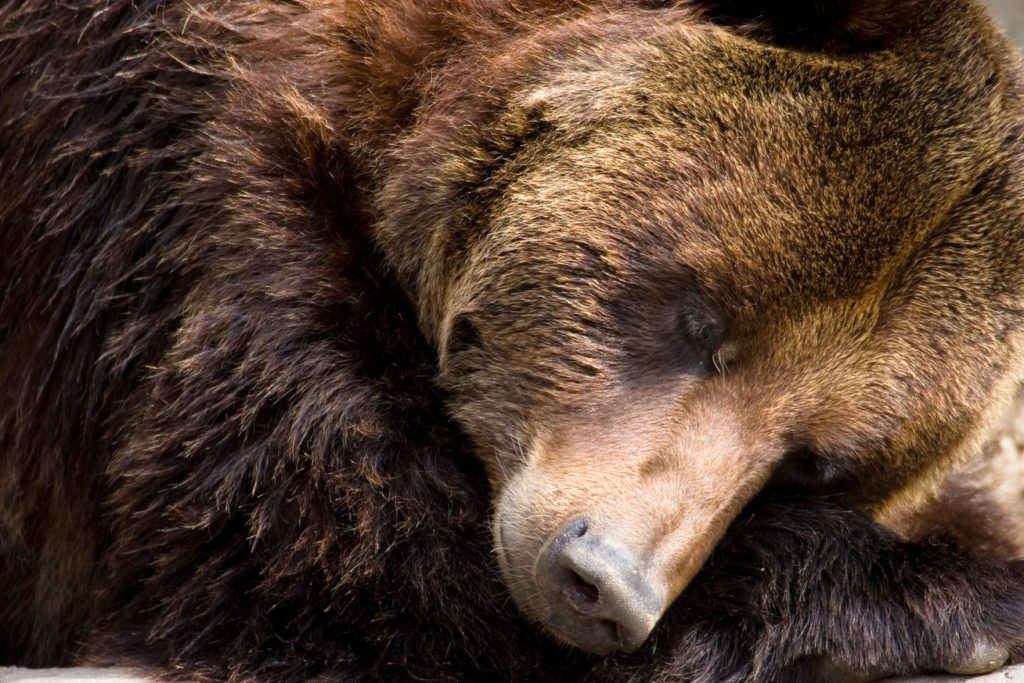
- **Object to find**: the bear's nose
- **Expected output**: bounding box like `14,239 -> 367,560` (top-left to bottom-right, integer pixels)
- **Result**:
535,519 -> 665,655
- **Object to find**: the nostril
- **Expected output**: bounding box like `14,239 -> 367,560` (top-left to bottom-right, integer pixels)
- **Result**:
565,567 -> 600,604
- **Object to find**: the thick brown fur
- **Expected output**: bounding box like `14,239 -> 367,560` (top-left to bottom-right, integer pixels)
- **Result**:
2,0 -> 1024,681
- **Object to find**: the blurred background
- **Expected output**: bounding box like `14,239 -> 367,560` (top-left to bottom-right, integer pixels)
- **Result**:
988,0 -> 1023,46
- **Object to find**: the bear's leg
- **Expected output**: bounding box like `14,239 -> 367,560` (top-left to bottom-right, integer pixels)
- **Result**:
702,497 -> 1024,682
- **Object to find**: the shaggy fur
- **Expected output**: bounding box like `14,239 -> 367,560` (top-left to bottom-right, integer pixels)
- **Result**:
2,0 -> 1024,681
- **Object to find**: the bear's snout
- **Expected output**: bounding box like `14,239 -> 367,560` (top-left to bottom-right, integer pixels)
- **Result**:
535,519 -> 665,655
491,395 -> 782,655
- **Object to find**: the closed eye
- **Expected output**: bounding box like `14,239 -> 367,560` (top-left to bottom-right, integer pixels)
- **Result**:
676,299 -> 726,375
767,449 -> 859,496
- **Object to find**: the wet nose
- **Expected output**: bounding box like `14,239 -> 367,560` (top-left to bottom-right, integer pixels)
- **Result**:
535,519 -> 665,655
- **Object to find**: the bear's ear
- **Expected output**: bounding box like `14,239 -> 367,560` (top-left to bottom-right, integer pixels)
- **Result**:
690,0 -> 923,51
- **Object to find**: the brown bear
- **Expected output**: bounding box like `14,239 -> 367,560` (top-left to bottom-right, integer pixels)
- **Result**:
2,0 -> 1024,680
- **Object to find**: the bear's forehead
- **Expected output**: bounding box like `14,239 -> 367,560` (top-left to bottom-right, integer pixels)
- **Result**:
485,27 -> 996,309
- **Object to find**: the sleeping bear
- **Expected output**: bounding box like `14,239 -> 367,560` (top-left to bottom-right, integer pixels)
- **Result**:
2,0 -> 1024,680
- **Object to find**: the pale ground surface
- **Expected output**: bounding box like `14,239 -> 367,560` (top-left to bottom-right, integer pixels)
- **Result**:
3,662 -> 1024,683
0,670 -> 151,682
2,3 -> 1023,683
889,664 -> 1024,683
990,0 -> 1024,45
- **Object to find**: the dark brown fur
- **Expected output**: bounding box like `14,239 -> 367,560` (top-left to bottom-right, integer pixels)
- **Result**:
2,0 -> 1024,680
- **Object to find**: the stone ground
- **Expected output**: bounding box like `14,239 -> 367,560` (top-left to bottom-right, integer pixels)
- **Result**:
0,670 -> 149,682
2,3 -> 1022,683
893,664 -> 1024,683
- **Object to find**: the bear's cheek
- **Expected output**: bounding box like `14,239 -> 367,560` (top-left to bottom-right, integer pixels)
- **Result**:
492,395 -> 784,654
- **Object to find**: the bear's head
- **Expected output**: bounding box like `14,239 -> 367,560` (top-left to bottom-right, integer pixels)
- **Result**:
376,0 -> 1024,656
